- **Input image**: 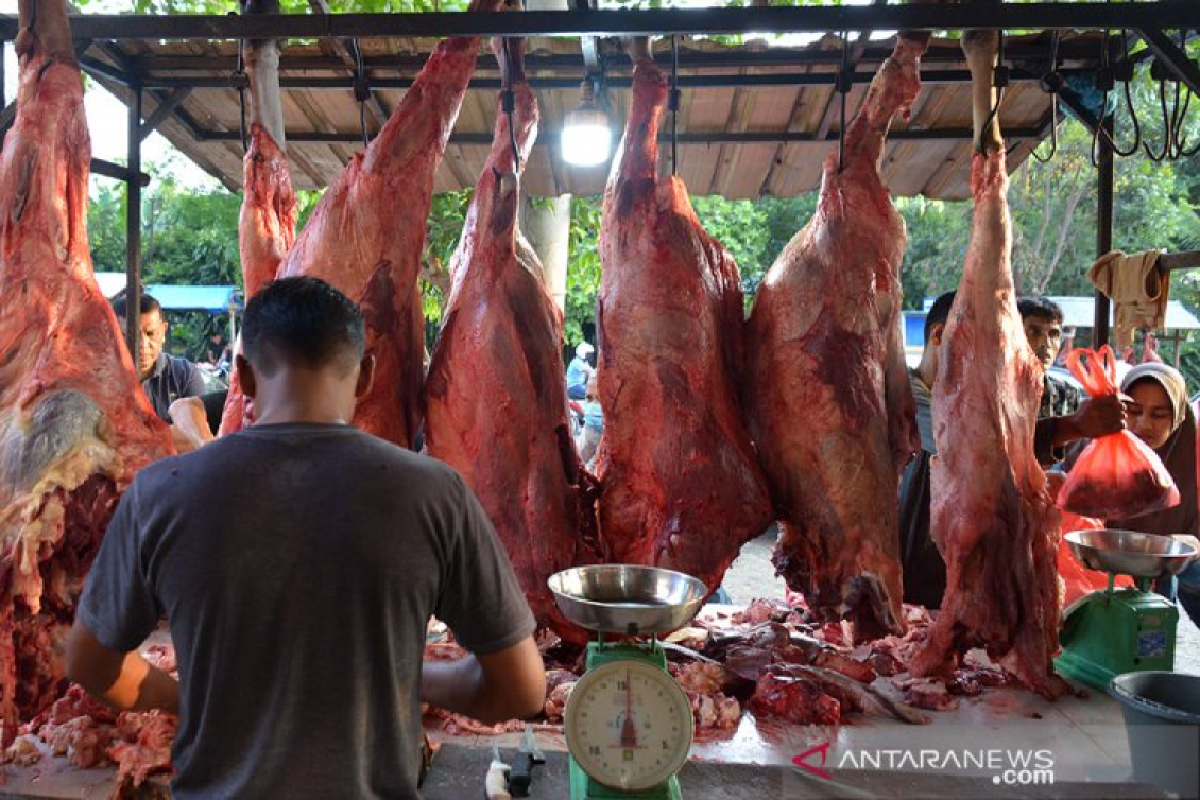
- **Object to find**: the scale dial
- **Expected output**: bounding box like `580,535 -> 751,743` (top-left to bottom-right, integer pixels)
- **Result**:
564,659 -> 694,791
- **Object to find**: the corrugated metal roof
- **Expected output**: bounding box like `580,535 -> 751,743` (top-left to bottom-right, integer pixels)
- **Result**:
86,31 -> 1102,199
97,274 -> 240,312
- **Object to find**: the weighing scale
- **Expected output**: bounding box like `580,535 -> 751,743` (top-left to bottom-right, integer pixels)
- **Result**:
548,565 -> 707,800
1055,529 -> 1196,691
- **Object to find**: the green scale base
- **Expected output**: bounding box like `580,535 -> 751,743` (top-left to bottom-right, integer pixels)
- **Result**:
1055,586 -> 1178,693
568,640 -> 683,800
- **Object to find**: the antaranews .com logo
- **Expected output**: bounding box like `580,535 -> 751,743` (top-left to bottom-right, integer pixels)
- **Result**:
793,742 -> 1056,787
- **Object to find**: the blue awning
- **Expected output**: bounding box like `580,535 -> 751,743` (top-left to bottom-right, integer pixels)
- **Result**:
95,273 -> 241,313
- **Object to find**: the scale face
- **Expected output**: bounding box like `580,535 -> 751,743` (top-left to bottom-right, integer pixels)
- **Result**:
565,658 -> 693,792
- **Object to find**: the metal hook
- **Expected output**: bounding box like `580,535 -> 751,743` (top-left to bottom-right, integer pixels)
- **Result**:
235,37 -> 248,153
352,39 -> 370,148
500,37 -> 520,174
1110,31 -> 1141,158
670,35 -> 681,177
836,30 -> 850,173
978,31 -> 1008,155
1031,31 -> 1061,163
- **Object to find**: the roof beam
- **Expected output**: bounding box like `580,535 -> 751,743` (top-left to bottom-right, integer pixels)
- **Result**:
194,126 -> 1047,145
126,39 -> 1122,73
1,4 -> 1198,41
128,66 -> 1091,92
1136,28 -> 1200,95
306,0 -> 389,128
139,87 -> 192,140
91,157 -> 152,187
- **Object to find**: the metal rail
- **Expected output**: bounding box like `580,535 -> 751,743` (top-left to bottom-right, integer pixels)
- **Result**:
1,3 -> 1198,41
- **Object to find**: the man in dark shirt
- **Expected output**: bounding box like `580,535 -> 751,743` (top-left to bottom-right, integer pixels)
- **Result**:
69,277 -> 546,798
111,293 -> 206,423
898,292 -> 1124,609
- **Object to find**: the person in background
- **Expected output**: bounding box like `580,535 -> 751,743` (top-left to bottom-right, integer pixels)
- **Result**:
68,277 -> 546,798
898,292 -> 1124,609
566,341 -> 595,401
1018,295 -> 1125,466
576,373 -> 604,467
112,292 -> 206,424
1082,364 -> 1200,626
201,329 -> 229,367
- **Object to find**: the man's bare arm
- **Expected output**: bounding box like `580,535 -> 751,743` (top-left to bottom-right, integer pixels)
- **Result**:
421,636 -> 545,724
65,622 -> 178,714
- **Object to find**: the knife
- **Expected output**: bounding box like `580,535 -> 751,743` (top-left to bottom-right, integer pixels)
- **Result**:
485,742 -> 511,800
508,725 -> 545,797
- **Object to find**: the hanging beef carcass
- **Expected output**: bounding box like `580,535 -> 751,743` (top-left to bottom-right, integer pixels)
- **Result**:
276,0 -> 500,448
219,30 -> 297,436
908,31 -> 1065,698
0,0 -> 173,741
425,40 -> 594,637
743,35 -> 925,643
596,40 -> 772,596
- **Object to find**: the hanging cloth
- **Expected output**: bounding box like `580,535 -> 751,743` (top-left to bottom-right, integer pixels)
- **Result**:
1088,248 -> 1169,349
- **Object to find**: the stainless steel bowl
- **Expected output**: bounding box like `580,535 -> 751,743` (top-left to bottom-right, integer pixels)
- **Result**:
548,565 -> 708,635
1064,529 -> 1197,578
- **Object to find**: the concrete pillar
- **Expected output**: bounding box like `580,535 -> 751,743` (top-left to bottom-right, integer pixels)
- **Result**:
523,194 -> 572,314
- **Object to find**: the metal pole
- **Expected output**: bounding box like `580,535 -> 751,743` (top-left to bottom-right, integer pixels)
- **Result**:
1093,116 -> 1114,347
124,87 -> 143,361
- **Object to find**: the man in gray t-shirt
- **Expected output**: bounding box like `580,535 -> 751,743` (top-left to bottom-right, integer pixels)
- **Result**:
67,277 -> 545,799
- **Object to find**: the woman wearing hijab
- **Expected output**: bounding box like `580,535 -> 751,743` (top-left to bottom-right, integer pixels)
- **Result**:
1106,363 -> 1200,625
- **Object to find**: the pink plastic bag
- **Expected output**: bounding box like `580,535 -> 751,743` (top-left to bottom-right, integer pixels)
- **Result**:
1057,346 -> 1180,519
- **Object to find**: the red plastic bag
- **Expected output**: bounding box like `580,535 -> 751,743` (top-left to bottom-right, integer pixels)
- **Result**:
1057,346 -> 1180,519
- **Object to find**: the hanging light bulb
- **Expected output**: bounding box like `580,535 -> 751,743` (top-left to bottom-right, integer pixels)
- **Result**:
561,77 -> 611,167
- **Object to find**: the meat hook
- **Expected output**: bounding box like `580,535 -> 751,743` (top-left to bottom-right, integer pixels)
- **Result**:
1169,29 -> 1198,159
352,38 -> 369,149
499,37 -> 521,173
234,36 -> 248,153
836,30 -> 850,173
670,35 -> 681,177
977,30 -> 1007,156
1031,31 -> 1061,163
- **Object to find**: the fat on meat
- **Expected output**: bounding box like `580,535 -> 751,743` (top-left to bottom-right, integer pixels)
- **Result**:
596,42 -> 772,595
0,0 -> 172,742
908,31 -> 1065,698
220,33 -> 297,436
276,0 -> 499,447
424,39 -> 594,638
743,35 -> 925,642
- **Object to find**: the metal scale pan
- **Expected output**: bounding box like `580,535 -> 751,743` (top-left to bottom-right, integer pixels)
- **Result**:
548,565 -> 708,637
1064,529 -> 1196,578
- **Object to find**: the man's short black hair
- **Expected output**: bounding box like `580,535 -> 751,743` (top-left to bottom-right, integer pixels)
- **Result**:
924,291 -> 957,341
1016,295 -> 1064,325
241,276 -> 365,377
111,292 -> 162,319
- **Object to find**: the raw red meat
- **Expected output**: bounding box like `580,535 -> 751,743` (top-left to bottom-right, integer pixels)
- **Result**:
278,0 -> 499,447
596,44 -> 772,595
0,0 -> 172,742
220,34 -> 297,436
424,40 -> 594,637
908,32 -> 1065,698
743,35 -> 926,642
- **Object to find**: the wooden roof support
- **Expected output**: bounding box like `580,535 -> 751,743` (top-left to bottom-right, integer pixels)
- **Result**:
307,0 -> 389,129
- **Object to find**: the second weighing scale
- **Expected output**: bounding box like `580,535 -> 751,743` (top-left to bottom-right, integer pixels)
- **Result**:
549,565 -> 707,800
1055,529 -> 1196,691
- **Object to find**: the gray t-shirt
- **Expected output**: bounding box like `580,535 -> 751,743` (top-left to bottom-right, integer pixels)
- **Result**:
78,422 -> 536,799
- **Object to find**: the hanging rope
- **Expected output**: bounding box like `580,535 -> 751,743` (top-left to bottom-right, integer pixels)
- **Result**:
235,37 -> 248,153
500,37 -> 520,173
978,31 -> 1008,154
352,39 -> 369,148
1031,31 -> 1061,163
836,31 -> 850,173
670,35 -> 681,176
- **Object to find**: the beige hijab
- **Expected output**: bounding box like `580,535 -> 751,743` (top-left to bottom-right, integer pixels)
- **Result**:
1113,363 -> 1198,537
